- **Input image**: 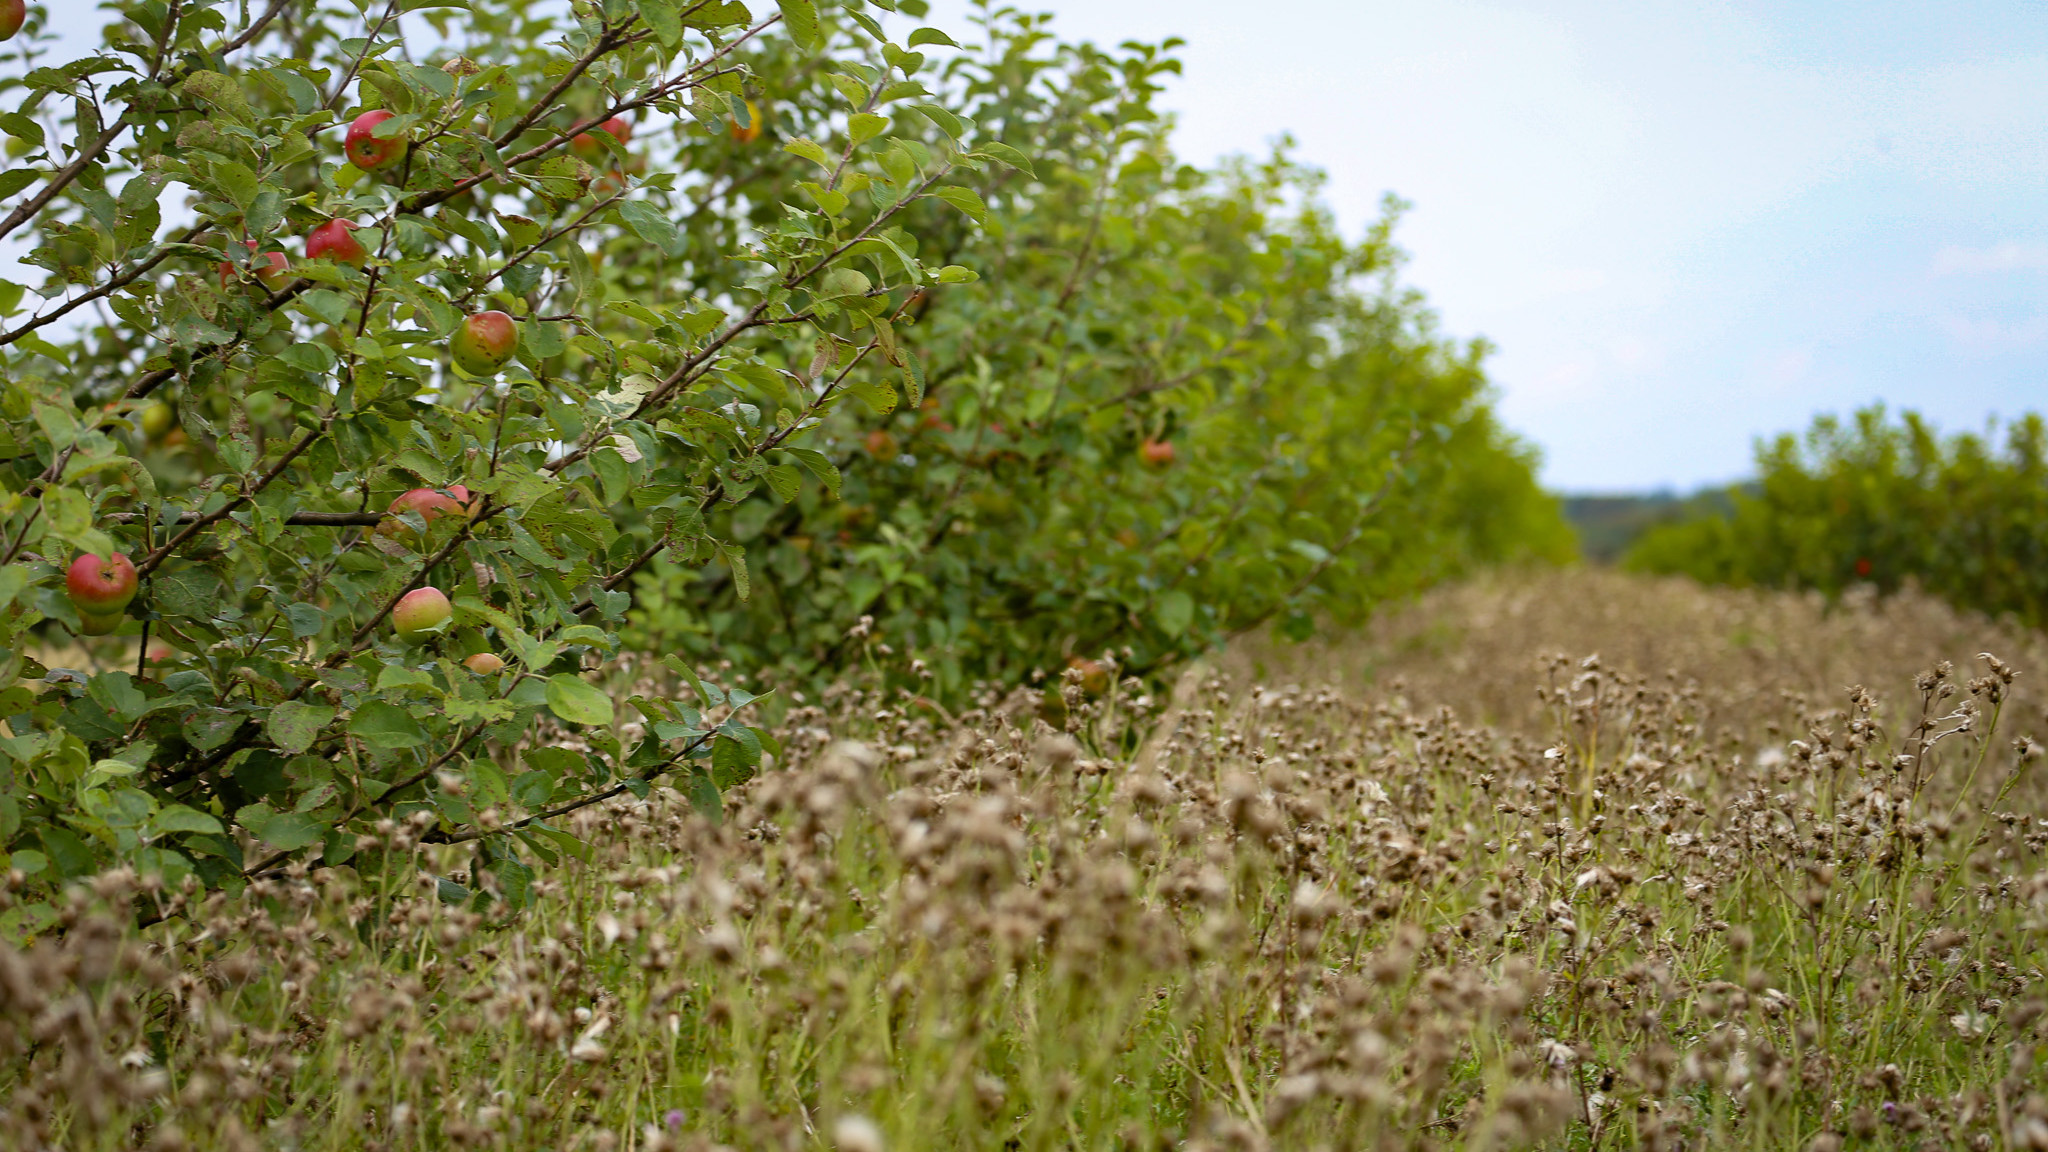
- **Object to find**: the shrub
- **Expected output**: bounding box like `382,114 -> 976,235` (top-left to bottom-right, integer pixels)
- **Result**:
1626,406 -> 2048,626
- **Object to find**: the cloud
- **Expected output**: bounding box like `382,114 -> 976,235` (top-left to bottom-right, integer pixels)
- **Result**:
1930,242 -> 2048,276
1937,312 -> 2048,354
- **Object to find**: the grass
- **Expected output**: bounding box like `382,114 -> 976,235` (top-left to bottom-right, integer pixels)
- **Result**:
5,569 -> 2047,1150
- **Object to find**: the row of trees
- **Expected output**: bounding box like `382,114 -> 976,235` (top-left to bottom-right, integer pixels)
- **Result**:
0,0 -> 1565,927
1626,406 -> 2048,627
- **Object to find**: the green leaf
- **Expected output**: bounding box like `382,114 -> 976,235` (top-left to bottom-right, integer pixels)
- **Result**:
616,200 -> 684,258
933,184 -> 987,220
181,709 -> 246,752
907,27 -> 959,48
900,347 -> 926,408
847,113 -> 889,146
908,102 -> 966,140
545,674 -> 614,728
778,0 -> 822,51
973,141 -> 1036,178
712,731 -> 761,787
681,0 -> 751,28
266,701 -> 335,755
155,804 -> 224,836
636,0 -> 684,46
237,804 -> 324,851
1156,589 -> 1195,638
348,701 -> 426,750
782,447 -> 841,496
783,136 -> 832,169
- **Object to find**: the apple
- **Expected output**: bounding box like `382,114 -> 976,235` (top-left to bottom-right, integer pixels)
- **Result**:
0,1 -> 23,43
146,639 -> 173,664
77,611 -> 125,636
218,240 -> 291,291
1139,438 -> 1175,468
864,429 -> 898,462
451,311 -> 518,375
306,219 -> 367,267
392,586 -> 452,643
729,99 -> 763,143
138,402 -> 175,441
344,110 -> 408,171
571,116 -> 631,158
1066,656 -> 1111,696
463,652 -> 506,675
378,487 -> 468,543
67,551 -> 138,616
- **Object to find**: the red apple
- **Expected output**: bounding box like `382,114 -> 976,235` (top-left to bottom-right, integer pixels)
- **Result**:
451,311 -> 518,375
306,219 -> 367,267
344,110 -> 408,171
217,240 -> 291,291
0,1 -> 23,43
392,586 -> 452,643
571,116 -> 631,158
146,639 -> 173,664
463,652 -> 506,675
1139,438 -> 1175,468
1066,656 -> 1111,696
67,551 -> 138,615
865,429 -> 899,462
378,487 -> 468,543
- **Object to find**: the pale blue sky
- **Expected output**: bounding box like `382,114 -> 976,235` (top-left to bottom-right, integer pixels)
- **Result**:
22,2 -> 2048,491
931,0 -> 2048,491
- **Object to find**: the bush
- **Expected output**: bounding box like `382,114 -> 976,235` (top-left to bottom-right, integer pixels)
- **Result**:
625,11 -> 1574,696
1625,406 -> 2048,627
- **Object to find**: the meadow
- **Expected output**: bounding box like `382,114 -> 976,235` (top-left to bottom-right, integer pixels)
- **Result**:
7,568 -> 2045,1151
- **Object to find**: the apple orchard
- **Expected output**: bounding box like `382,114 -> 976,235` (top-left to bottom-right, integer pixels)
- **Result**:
0,0 -> 1564,920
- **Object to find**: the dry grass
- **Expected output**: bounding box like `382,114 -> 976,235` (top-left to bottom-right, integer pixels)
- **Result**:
5,570 -> 2048,1150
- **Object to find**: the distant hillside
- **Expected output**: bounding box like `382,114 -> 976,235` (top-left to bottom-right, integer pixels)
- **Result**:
1562,490 -> 1737,564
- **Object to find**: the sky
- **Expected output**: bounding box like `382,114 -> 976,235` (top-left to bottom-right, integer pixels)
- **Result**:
20,2 -> 2048,492
925,0 -> 2048,491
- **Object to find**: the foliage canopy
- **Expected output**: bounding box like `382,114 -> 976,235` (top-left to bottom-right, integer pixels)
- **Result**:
1626,406 -> 2048,628
0,0 -> 1564,931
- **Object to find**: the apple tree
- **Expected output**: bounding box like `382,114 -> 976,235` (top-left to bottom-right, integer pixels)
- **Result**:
0,0 -> 1004,930
622,7 -> 1574,702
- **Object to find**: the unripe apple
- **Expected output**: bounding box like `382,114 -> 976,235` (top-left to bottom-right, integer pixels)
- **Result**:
392,586 -> 453,643
67,551 -> 138,615
344,109 -> 408,171
77,611 -> 125,636
1139,438 -> 1176,468
138,402 -> 175,441
729,99 -> 763,143
378,487 -> 468,543
217,240 -> 291,291
306,219 -> 367,267
463,652 -> 506,675
571,116 -> 631,158
451,311 -> 518,375
0,1 -> 23,43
